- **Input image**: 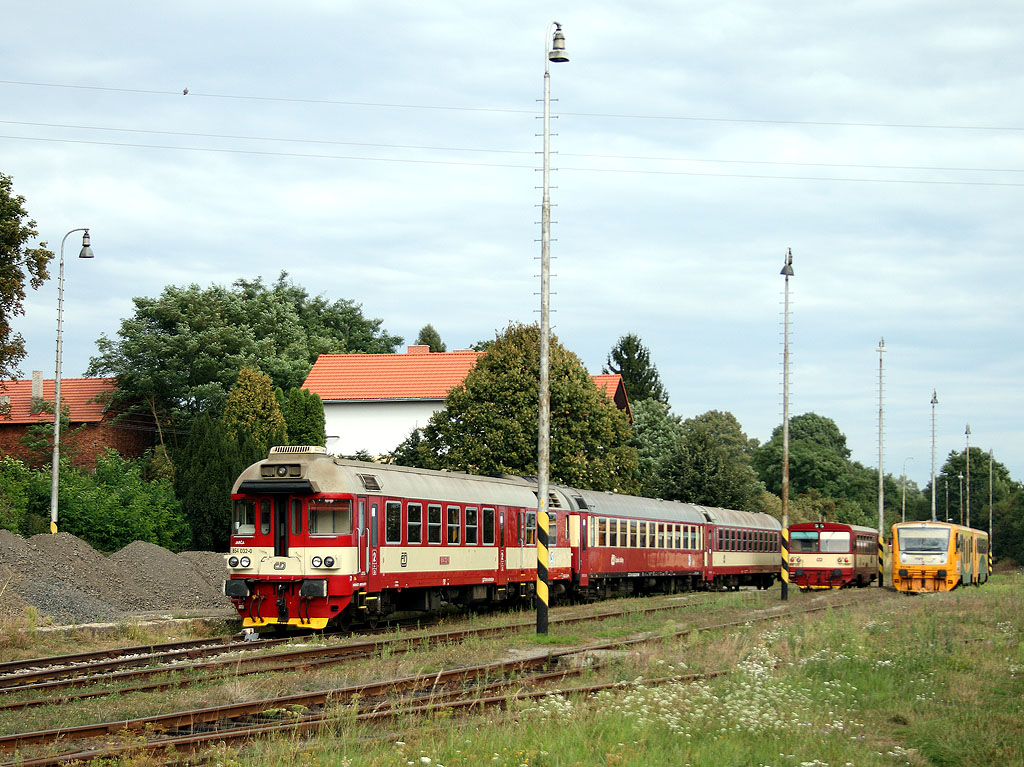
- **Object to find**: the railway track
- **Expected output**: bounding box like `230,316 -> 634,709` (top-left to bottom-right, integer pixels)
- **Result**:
0,589 -> 888,766
0,591 -> 763,705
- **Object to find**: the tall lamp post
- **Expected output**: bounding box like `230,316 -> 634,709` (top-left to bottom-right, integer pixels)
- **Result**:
51,228 -> 95,534
901,457 -> 914,523
536,21 -> 568,635
779,249 -> 793,601
876,338 -> 886,587
965,424 -> 971,529
930,390 -> 938,521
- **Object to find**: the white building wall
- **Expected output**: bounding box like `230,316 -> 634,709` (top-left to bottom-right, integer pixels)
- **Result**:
323,400 -> 442,457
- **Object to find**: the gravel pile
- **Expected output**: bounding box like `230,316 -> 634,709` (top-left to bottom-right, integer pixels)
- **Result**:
0,531 -> 232,626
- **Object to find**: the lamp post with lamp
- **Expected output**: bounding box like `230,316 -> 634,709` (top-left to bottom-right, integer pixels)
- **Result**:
50,228 -> 94,534
536,21 -> 568,635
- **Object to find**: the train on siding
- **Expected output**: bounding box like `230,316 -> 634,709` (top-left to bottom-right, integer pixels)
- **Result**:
787,521 -> 879,590
223,446 -> 782,630
890,520 -> 989,594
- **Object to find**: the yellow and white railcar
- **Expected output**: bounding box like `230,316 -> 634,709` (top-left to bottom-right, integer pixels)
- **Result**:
891,521 -> 989,594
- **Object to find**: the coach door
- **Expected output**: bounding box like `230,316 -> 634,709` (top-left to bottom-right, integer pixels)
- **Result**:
356,497 -> 368,577
274,496 -> 289,557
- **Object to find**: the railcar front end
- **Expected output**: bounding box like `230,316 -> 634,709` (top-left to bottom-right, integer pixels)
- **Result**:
891,521 -> 989,594
788,522 -> 878,590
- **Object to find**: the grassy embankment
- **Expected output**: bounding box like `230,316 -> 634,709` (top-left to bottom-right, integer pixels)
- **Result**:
202,574 -> 1023,767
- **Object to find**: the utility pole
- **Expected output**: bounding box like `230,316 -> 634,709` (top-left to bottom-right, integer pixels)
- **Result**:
876,337 -> 886,587
930,390 -> 938,521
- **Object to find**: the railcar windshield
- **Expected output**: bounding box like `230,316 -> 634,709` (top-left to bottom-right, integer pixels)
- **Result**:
233,499 -> 256,535
790,530 -> 850,553
898,528 -> 949,554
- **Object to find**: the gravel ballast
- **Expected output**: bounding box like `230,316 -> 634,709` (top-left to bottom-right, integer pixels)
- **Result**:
0,531 -> 232,626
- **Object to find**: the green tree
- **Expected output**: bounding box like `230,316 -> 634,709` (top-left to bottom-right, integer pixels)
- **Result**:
0,455 -> 32,532
174,414 -> 250,550
415,324 -> 447,353
629,399 -> 683,496
222,367 -> 287,451
87,273 -> 401,452
603,333 -> 668,405
654,410 -> 763,510
42,451 -> 189,551
284,387 -> 326,446
413,323 -> 639,493
0,173 -> 54,381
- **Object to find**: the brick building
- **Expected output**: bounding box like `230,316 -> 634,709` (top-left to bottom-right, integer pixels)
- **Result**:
0,372 -> 155,469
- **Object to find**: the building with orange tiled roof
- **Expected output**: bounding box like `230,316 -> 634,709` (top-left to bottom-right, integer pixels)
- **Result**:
0,372 -> 156,469
302,346 -> 630,457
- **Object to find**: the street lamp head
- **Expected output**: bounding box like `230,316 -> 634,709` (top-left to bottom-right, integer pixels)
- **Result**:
965,423 -> 971,436
780,247 -> 794,276
78,230 -> 94,259
548,24 -> 569,63
931,390 -> 938,406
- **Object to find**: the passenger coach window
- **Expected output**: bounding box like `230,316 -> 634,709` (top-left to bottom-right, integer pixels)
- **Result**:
447,506 -> 461,544
407,503 -> 422,544
309,498 -> 352,535
466,507 -> 479,544
597,518 -> 607,547
385,501 -> 402,544
233,500 -> 256,535
290,499 -> 302,535
260,499 -> 271,535
428,505 -> 442,544
629,520 -> 638,548
482,508 -> 495,545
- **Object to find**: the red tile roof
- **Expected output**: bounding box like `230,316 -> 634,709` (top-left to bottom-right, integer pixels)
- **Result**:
303,350 -> 483,401
302,347 -> 629,420
0,378 -> 115,424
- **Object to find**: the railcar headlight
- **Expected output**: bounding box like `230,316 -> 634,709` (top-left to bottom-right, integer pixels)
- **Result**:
240,556 -> 251,568
324,556 -> 335,568
228,556 -> 239,568
311,556 -> 323,568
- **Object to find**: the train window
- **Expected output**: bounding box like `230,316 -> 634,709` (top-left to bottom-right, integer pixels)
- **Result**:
549,517 -> 557,545
233,500 -> 256,535
407,503 -> 422,544
629,520 -> 638,548
309,498 -> 352,535
525,512 -> 536,545
385,501 -> 402,544
290,499 -> 302,535
657,523 -> 665,549
447,506 -> 461,544
466,507 -> 479,545
482,508 -> 495,545
597,518 -> 607,547
260,500 -> 271,535
427,505 -> 442,544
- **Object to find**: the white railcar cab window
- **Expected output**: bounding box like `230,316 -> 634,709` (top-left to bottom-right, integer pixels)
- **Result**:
385,501 -> 402,544
233,500 -> 256,535
309,498 -> 353,535
260,500 -> 271,535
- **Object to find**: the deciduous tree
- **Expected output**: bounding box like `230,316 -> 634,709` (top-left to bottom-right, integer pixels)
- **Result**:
410,323 -> 639,493
0,173 -> 54,381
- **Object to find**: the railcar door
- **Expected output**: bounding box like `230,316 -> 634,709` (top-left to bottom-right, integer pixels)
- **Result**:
368,499 -> 380,586
497,510 -> 507,585
356,497 -> 368,577
274,496 -> 289,557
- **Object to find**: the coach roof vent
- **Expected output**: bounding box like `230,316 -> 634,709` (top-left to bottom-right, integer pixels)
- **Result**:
357,473 -> 382,491
269,445 -> 328,455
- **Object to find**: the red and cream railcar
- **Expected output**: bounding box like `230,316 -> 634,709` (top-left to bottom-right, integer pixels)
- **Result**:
788,521 -> 878,590
704,506 -> 782,590
224,447 -> 570,629
559,488 -> 781,595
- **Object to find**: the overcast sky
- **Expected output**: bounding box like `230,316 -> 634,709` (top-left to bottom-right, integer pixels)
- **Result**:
3,1 -> 1022,493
